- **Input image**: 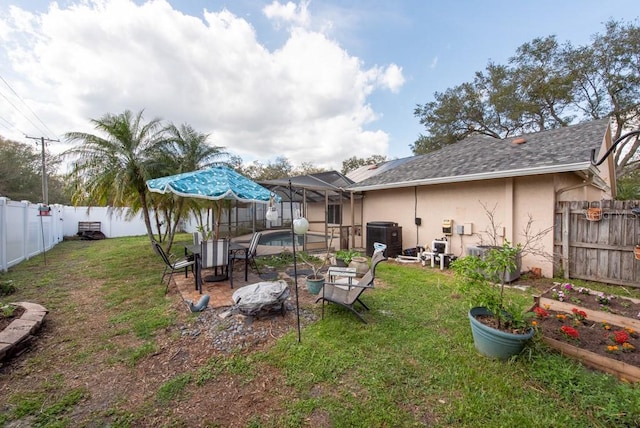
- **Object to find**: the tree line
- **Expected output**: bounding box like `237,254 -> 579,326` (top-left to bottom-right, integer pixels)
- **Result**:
0,110 -> 386,250
412,19 -> 640,198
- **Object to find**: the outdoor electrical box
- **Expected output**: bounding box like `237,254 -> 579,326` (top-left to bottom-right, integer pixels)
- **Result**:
456,224 -> 465,235
464,222 -> 473,235
442,219 -> 453,236
415,217 -> 422,226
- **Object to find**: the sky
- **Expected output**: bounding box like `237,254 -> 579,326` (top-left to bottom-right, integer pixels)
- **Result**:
0,0 -> 638,172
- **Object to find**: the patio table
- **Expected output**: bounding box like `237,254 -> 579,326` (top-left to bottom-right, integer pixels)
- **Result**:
185,242 -> 249,293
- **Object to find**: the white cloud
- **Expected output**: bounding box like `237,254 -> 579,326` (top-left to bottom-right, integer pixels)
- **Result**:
430,56 -> 438,69
0,0 -> 404,170
263,0 -> 310,28
378,64 -> 404,93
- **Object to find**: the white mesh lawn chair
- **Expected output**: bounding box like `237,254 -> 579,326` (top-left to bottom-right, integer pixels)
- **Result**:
199,238 -> 231,293
316,249 -> 387,323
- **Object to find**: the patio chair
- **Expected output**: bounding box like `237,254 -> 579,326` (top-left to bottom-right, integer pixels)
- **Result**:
199,238 -> 231,293
315,250 -> 387,323
153,240 -> 195,293
231,231 -> 263,282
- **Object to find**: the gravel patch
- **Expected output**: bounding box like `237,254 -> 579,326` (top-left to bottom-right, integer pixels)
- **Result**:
178,300 -> 319,353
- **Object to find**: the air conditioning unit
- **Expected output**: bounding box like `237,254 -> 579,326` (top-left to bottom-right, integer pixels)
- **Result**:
465,245 -> 521,282
466,245 -> 490,258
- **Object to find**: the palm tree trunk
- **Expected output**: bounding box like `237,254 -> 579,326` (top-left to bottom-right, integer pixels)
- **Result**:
166,198 -> 184,251
139,191 -> 155,249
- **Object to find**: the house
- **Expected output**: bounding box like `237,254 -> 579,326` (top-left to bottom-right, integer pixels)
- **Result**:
344,118 -> 615,278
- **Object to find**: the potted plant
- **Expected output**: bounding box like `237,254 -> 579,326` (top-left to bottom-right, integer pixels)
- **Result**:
298,251 -> 328,295
334,249 -> 361,267
451,241 -> 534,360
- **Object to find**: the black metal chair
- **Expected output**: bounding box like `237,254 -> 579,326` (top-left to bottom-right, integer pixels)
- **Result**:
231,231 -> 263,281
153,240 -> 195,293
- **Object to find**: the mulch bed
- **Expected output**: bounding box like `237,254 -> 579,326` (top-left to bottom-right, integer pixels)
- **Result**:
535,284 -> 640,368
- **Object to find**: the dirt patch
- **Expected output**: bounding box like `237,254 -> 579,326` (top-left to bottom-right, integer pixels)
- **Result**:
0,275 -> 322,426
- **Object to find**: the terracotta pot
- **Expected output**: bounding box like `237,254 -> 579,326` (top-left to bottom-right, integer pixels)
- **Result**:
349,256 -> 369,276
635,246 -> 640,261
586,207 -> 602,221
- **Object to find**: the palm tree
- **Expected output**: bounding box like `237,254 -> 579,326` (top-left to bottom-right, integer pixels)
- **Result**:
63,109 -> 166,244
148,123 -> 228,248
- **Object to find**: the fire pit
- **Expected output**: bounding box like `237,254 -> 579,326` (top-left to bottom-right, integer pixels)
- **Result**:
231,280 -> 290,317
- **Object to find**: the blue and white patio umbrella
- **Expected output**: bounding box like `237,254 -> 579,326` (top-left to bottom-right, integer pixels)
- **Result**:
146,166 -> 279,204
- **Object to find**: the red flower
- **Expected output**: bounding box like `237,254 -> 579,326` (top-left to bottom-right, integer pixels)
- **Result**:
561,325 -> 579,339
533,306 -> 548,318
571,308 -> 587,319
613,330 -> 630,345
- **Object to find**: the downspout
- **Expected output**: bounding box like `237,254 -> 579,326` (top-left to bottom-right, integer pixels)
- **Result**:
414,186 -> 420,249
555,174 -> 595,199
505,177 -> 514,244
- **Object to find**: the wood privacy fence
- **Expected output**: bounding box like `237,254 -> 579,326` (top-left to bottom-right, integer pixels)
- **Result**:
554,200 -> 640,287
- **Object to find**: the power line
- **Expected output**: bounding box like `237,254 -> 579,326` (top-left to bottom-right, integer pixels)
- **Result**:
0,114 -> 22,135
0,74 -> 58,139
0,88 -> 50,138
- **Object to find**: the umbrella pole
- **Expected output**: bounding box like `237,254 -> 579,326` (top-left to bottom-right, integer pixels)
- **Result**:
289,180 -> 301,343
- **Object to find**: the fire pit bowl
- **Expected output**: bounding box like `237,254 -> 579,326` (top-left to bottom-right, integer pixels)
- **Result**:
231,280 -> 290,317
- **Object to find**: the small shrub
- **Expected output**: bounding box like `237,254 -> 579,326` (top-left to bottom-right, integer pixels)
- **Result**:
1,303 -> 16,318
0,280 -> 17,296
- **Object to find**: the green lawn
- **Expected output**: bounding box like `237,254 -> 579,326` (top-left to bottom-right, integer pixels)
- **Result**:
0,235 -> 638,427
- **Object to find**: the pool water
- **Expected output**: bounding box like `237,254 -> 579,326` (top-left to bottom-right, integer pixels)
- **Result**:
259,231 -> 327,246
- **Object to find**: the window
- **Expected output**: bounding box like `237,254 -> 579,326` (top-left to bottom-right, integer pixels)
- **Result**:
328,204 -> 341,224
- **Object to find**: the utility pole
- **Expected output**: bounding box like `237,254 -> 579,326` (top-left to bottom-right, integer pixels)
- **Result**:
25,136 -> 59,205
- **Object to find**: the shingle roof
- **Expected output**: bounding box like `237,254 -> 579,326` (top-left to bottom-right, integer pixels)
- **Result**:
259,171 -> 354,203
346,157 -> 414,183
348,119 -> 610,191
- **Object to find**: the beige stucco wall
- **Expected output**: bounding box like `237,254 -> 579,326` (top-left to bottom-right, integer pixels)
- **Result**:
359,174 -> 581,278
303,167 -> 613,279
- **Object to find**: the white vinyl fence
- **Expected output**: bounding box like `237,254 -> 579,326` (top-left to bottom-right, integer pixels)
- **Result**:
61,205 -> 149,238
0,197 -> 64,272
0,198 -> 289,273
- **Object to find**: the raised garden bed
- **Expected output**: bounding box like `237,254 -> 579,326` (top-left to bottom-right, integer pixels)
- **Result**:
532,283 -> 640,383
0,302 -> 48,361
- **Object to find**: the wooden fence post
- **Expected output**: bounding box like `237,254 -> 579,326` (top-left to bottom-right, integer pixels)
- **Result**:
562,202 -> 570,279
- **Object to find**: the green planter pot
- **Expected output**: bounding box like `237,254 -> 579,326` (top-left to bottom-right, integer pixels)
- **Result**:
306,275 -> 324,295
468,307 -> 534,360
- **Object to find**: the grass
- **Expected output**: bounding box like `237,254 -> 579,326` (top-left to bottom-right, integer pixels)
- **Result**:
0,235 -> 639,426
